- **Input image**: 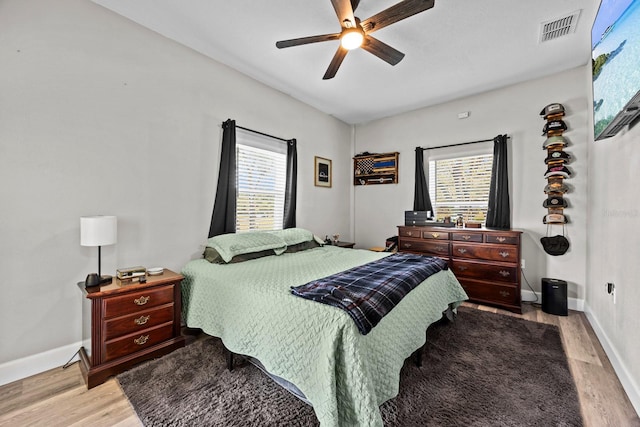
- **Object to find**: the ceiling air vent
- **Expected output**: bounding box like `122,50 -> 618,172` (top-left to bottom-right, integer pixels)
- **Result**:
539,10 -> 581,43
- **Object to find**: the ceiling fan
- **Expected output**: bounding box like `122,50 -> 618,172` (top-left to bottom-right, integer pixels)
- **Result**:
275,0 -> 435,80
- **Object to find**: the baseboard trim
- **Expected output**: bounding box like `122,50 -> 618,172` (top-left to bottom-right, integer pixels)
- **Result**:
521,290 -> 584,312
0,341 -> 82,387
583,302 -> 640,417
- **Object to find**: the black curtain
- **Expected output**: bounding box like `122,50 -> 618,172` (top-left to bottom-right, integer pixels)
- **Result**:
283,139 -> 297,228
413,147 -> 433,213
486,134 -> 511,229
208,119 -> 237,237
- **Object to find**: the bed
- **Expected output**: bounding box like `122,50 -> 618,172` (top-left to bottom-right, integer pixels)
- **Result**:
181,228 -> 468,426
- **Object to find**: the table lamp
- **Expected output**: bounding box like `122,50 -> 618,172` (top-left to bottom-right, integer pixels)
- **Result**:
81,215 -> 117,286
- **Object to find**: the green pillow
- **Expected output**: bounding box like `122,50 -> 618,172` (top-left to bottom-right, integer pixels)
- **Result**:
269,228 -> 314,246
206,232 -> 287,263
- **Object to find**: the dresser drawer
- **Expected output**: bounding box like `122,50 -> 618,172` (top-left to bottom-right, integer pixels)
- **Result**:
457,278 -> 519,307
398,227 -> 422,238
450,259 -> 518,283
485,234 -> 519,245
421,230 -> 449,240
104,303 -> 174,341
104,285 -> 175,318
451,232 -> 483,243
399,238 -> 450,256
451,243 -> 518,263
104,323 -> 174,362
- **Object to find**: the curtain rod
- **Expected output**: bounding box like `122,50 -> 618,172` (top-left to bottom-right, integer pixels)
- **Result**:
419,136 -> 509,151
236,124 -> 292,143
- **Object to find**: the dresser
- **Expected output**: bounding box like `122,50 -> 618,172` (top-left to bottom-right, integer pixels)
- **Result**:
77,269 -> 186,388
398,226 -> 522,313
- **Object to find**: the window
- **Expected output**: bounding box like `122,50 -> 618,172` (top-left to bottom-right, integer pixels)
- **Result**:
235,129 -> 287,232
428,153 -> 493,223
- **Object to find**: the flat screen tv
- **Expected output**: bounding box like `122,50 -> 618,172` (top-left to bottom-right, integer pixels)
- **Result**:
592,0 -> 640,140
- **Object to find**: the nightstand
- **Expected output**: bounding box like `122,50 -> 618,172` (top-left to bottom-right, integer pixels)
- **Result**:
334,241 -> 355,249
77,269 -> 186,388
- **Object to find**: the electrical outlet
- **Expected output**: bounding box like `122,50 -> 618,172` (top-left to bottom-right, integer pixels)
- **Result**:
520,259 -> 525,270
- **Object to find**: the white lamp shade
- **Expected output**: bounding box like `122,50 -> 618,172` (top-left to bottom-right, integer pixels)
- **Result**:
80,216 -> 117,247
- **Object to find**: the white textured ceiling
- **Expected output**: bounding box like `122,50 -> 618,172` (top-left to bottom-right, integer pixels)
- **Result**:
92,0 -> 598,124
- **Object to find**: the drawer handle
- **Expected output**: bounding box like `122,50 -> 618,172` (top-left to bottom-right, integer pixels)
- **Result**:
457,266 -> 468,271
457,248 -> 467,254
134,315 -> 150,326
134,335 -> 149,345
406,231 -> 413,236
499,290 -> 511,297
499,251 -> 510,258
436,246 -> 446,252
431,233 -> 439,238
462,235 -> 471,240
499,270 -> 511,277
134,296 -> 150,306
497,237 -> 506,242
403,243 -> 412,248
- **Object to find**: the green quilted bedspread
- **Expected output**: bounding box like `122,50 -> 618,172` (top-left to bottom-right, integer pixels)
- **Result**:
181,246 -> 468,426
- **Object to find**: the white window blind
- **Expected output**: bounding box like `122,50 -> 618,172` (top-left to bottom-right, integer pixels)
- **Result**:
236,130 -> 287,232
428,153 -> 493,222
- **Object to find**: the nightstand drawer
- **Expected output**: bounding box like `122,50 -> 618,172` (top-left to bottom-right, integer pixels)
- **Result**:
104,322 -> 174,362
103,303 -> 174,340
451,259 -> 518,283
451,243 -> 518,263
104,285 -> 174,318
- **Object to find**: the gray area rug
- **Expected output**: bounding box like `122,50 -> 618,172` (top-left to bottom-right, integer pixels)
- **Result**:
117,307 -> 582,426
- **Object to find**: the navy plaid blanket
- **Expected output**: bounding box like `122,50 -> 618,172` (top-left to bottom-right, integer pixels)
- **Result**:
291,253 -> 448,335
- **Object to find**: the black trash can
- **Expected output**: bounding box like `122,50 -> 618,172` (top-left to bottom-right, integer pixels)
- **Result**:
541,278 -> 568,316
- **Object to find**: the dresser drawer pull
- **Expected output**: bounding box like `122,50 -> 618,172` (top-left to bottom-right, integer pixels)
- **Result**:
134,335 -> 149,345
457,248 -> 467,254
406,231 -> 413,237
499,270 -> 511,277
457,266 -> 468,271
436,246 -> 446,252
497,236 -> 506,242
403,243 -> 412,248
499,290 -> 511,297
462,235 -> 471,240
134,296 -> 150,306
134,315 -> 150,326
499,251 -> 510,258
431,233 -> 439,238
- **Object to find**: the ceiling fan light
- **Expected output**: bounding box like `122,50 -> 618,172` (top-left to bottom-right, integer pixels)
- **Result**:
341,29 -> 363,50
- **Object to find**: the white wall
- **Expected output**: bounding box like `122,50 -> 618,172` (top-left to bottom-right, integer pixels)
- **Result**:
0,0 -> 352,382
354,67 -> 589,303
585,64 -> 640,412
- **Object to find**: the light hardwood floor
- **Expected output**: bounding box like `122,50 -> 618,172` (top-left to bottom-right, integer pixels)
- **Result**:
1,303 -> 638,426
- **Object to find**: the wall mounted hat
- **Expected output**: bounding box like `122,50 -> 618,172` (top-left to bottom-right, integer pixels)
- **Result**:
544,165 -> 572,179
543,196 -> 568,208
542,119 -> 568,136
543,213 -> 568,224
542,135 -> 567,149
544,181 -> 569,194
540,103 -> 565,119
544,150 -> 572,164
540,235 -> 570,255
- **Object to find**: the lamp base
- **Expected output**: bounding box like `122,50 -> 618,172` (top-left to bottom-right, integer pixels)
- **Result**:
99,275 -> 113,285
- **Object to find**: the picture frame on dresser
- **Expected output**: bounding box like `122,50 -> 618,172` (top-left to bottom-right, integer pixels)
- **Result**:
314,156 -> 332,188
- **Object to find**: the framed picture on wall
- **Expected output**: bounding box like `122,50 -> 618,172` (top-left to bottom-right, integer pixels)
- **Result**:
314,156 -> 332,188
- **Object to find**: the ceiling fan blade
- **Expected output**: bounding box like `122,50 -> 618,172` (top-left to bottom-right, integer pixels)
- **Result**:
323,46 -> 348,80
361,36 -> 405,65
276,33 -> 341,49
330,0 -> 356,28
361,0 -> 435,34
351,0 -> 361,12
